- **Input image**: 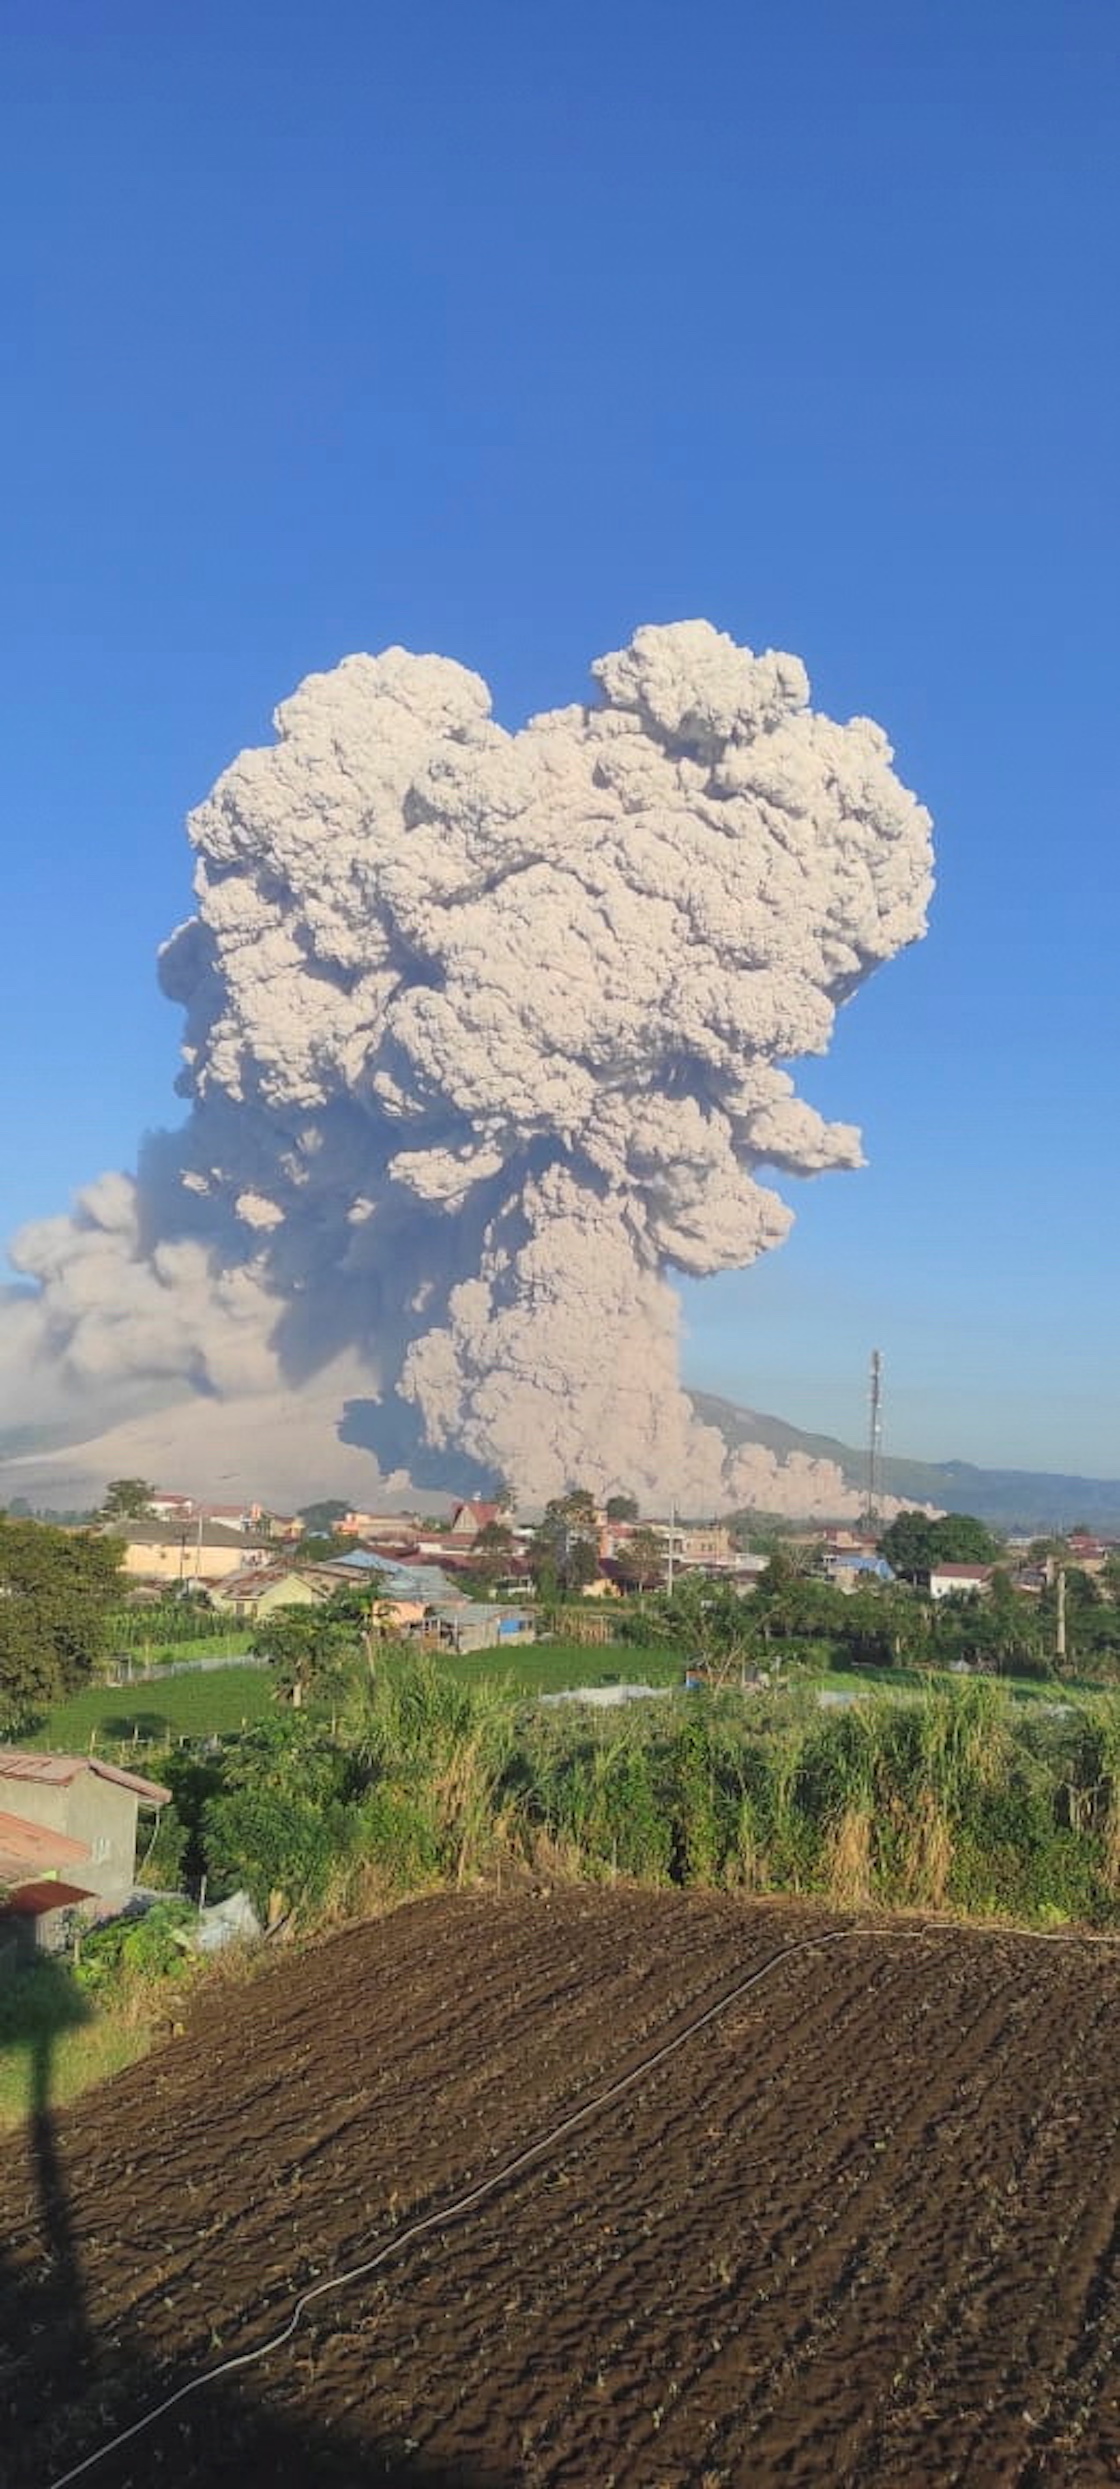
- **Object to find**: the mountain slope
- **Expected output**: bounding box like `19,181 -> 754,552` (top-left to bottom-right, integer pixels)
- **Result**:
691,1392 -> 1120,1533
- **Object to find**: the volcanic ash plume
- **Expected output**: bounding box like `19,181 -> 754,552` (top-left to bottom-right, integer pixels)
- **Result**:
6,623 -> 933,1505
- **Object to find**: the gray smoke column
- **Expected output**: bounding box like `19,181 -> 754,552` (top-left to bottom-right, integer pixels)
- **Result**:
5,623 -> 933,1504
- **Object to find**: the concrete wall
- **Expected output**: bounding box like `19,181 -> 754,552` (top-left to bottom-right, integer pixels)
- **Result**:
0,1774 -> 141,1908
120,1538 -> 271,1583
214,1571 -> 324,1617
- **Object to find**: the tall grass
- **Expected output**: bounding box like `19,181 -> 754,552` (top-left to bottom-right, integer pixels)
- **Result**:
336,1658 -> 518,1899
503,1678 -> 1120,1924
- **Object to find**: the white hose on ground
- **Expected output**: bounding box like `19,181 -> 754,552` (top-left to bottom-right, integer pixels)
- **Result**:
44,1918 -> 1120,2487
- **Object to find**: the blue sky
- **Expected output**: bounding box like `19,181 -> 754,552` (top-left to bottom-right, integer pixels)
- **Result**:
2,0 -> 1117,1475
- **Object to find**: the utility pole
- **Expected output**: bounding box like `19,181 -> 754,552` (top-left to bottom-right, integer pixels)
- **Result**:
666,1501 -> 676,1594
1055,1565 -> 1067,1672
864,1349 -> 883,1533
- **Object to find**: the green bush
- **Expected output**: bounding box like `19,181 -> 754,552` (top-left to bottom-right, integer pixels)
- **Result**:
201,1786 -> 354,1917
353,1785 -> 444,1889
74,1899 -> 197,1994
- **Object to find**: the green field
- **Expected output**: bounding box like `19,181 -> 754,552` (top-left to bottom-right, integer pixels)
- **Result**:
33,1664 -> 275,1752
26,1639 -> 1101,1761
815,1657 -> 1100,1707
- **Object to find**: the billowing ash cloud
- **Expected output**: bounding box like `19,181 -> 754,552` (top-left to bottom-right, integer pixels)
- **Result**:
4,623 -> 933,1507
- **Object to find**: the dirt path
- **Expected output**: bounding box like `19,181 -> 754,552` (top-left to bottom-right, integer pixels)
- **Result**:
2,1891 -> 1118,2486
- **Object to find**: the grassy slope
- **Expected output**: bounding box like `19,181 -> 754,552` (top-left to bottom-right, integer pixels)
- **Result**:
32,1665 -> 275,1750
691,1388 -> 1120,1531
0,1960 -> 151,2127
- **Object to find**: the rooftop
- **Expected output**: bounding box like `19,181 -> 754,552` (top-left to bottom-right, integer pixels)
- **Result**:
0,1751 -> 171,1805
0,1807 -> 91,1884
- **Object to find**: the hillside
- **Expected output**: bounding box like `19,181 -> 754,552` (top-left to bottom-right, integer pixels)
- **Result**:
3,1891 -> 1118,2486
691,1390 -> 1120,1533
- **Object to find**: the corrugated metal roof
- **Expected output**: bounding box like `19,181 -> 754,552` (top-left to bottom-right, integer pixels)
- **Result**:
377,1563 -> 460,1601
0,1809 -> 91,1881
0,1751 -> 170,1805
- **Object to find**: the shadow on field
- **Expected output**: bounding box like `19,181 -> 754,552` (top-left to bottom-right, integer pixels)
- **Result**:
0,1963 -> 509,2488
98,1712 -> 172,1741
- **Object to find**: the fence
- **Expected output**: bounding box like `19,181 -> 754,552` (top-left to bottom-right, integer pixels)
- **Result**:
103,1651 -> 262,1687
541,1608 -> 620,1647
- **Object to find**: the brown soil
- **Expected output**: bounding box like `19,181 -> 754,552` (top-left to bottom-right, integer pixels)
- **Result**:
2,1891 -> 1118,2487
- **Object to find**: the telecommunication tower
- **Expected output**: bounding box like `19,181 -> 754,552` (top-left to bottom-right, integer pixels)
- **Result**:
864,1349 -> 883,1530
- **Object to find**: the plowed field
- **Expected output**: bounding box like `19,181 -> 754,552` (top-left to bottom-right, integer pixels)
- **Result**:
2,1892 -> 1118,2487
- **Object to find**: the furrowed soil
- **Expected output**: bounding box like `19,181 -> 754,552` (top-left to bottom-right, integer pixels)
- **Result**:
2,1892 -> 1118,2488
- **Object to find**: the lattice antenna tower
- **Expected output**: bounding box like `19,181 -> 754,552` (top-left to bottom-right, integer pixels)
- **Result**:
865,1348 -> 883,1531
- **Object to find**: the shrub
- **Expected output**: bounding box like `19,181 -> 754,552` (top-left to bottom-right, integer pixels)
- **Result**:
74,1899 -> 197,1995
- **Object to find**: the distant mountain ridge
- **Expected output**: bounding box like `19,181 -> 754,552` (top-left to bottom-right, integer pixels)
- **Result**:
2,1392 -> 1119,1536
690,1392 -> 1120,1535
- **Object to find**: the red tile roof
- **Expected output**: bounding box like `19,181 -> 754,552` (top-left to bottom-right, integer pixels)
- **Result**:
0,1877 -> 96,1917
0,1808 -> 91,1883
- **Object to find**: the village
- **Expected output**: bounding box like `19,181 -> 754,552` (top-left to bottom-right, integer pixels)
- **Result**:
4,1470 -> 1119,1978
102,1482 -> 1120,1647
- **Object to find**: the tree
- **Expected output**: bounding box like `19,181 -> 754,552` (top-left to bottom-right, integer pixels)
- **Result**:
461,1520 -> 517,1595
929,1514 -> 1004,1566
294,1531 -> 358,1565
99,1478 -> 157,1522
250,1606 -> 358,1709
878,1510 -> 1002,1582
877,1511 -> 938,1582
199,1716 -> 361,1918
605,1495 -> 639,1523
0,1517 -> 126,1732
298,1498 -> 352,1536
528,1490 -> 601,1596
668,1581 -> 761,1686
613,1527 -> 665,1591
752,1545 -> 822,1641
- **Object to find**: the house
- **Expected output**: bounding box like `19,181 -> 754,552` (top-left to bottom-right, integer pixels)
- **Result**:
0,1811 -> 95,1971
651,1520 -> 735,1571
0,1751 -> 171,1971
340,1510 -> 423,1547
821,1551 -> 895,1590
928,1563 -> 993,1602
211,1564 -> 334,1620
431,1602 -> 535,1654
106,1520 -> 274,1586
147,1491 -> 198,1523
447,1501 -> 505,1543
1065,1536 -> 1111,1576
0,1752 -> 171,1910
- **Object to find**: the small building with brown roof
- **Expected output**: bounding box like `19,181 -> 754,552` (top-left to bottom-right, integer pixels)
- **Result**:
0,1752 -> 170,1914
0,1809 -> 96,1971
